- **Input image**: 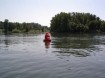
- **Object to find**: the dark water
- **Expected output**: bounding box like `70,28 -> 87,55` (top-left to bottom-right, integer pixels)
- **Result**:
0,33 -> 105,78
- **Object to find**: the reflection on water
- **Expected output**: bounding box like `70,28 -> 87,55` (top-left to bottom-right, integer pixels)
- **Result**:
0,35 -> 10,46
51,33 -> 105,57
0,33 -> 105,78
44,41 -> 51,48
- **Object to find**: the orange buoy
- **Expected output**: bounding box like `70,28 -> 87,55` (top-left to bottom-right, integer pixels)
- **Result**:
43,32 -> 51,42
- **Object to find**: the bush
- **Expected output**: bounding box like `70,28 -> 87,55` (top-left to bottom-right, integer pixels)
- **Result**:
12,28 -> 21,33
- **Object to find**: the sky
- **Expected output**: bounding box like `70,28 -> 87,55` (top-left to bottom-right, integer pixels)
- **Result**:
0,0 -> 105,27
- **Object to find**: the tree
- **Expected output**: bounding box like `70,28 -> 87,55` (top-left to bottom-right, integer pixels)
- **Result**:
50,12 -> 103,33
0,21 -> 3,29
4,19 -> 9,34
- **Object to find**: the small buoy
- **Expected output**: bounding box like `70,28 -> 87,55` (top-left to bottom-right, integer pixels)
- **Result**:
43,32 -> 51,42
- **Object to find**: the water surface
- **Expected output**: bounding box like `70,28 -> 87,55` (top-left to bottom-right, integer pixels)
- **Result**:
0,33 -> 105,78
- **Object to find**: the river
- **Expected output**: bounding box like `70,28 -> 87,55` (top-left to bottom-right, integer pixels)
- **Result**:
0,33 -> 105,78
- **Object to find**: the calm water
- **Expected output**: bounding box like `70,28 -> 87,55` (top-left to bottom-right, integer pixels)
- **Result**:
0,33 -> 105,78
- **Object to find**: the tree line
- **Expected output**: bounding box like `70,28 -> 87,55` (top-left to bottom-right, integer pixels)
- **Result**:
50,12 -> 105,33
0,19 -> 49,34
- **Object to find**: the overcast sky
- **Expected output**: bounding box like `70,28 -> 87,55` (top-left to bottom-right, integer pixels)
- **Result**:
0,0 -> 105,27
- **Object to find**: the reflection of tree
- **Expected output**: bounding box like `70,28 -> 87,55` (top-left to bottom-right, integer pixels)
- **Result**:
4,35 -> 10,47
53,49 -> 90,57
0,35 -> 10,48
52,34 -> 93,49
51,33 -> 96,57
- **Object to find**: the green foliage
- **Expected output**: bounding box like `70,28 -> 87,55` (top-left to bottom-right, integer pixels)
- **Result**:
0,29 -> 3,34
4,19 -> 9,34
50,12 -> 105,33
100,21 -> 105,32
0,21 -> 3,29
0,19 -> 49,34
12,28 -> 21,33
